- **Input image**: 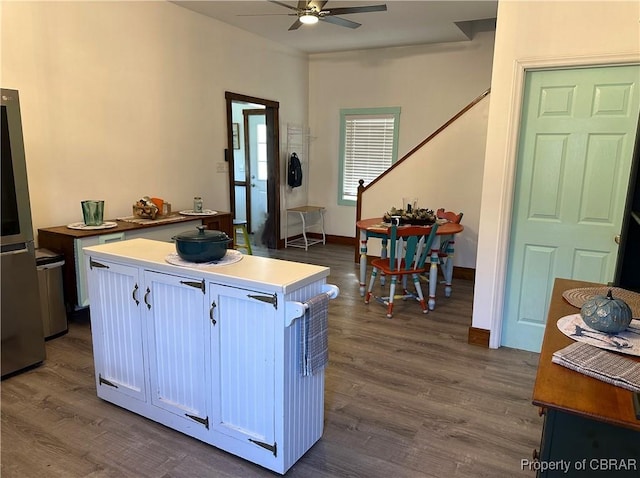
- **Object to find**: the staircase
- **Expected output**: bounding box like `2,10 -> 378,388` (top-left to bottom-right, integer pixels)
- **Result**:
355,88 -> 491,271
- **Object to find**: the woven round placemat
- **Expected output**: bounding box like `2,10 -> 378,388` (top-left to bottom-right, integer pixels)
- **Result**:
562,287 -> 640,318
165,250 -> 243,268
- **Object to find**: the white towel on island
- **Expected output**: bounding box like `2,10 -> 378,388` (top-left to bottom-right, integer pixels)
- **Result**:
300,293 -> 330,376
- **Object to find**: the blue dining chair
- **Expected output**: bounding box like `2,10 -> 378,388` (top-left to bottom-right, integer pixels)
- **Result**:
364,222 -> 439,318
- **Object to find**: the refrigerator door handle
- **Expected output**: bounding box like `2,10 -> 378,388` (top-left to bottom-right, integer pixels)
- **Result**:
1,243 -> 30,255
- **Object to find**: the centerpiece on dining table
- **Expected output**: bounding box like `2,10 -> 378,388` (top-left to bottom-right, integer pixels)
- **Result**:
383,206 -> 436,225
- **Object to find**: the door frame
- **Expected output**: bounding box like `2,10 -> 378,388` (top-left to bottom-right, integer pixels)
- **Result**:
225,92 -> 280,249
242,109 -> 267,234
487,54 -> 640,348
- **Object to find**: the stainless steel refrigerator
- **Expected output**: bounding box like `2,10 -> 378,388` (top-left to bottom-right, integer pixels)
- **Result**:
1,88 -> 45,378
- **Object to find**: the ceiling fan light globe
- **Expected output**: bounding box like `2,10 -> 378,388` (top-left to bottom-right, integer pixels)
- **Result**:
299,14 -> 319,25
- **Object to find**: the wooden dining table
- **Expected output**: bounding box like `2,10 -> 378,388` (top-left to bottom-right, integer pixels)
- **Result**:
356,217 -> 464,310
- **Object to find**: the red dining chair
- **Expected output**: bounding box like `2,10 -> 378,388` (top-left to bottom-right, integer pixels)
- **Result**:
436,208 -> 463,225
435,208 -> 463,296
364,222 -> 439,318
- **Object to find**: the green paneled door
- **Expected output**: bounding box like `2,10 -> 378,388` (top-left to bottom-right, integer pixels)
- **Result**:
502,65 -> 640,352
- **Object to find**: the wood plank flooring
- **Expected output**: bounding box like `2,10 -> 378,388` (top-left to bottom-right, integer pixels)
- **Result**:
1,243 -> 541,477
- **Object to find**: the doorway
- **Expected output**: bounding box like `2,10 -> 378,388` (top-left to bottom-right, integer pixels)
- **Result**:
501,64 -> 640,352
225,92 -> 280,249
244,110 -> 268,236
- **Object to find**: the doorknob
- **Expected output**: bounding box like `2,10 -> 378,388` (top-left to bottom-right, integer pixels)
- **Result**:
614,234 -> 621,245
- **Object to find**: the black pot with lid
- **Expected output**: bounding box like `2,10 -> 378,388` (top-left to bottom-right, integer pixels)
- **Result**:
172,226 -> 232,263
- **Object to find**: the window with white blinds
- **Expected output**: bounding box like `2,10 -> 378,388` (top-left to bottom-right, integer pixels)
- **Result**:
338,107 -> 400,205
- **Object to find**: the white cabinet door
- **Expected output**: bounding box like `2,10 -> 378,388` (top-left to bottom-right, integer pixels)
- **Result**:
76,233 -> 125,308
86,257 -> 146,402
76,221 -> 199,309
144,270 -> 210,429
209,283 -> 276,451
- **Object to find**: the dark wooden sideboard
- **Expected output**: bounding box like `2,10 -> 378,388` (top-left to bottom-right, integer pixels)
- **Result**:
38,212 -> 232,311
532,278 -> 640,477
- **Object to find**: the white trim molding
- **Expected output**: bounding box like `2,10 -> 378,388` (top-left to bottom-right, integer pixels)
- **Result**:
487,52 -> 640,349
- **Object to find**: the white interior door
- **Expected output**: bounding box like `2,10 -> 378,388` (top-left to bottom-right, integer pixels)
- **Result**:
248,112 -> 267,235
501,64 -> 640,352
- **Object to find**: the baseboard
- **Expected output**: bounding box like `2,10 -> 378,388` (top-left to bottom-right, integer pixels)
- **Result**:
453,267 -> 475,281
467,327 -> 490,347
279,234 -> 476,281
279,233 -> 360,248
323,234 -> 356,246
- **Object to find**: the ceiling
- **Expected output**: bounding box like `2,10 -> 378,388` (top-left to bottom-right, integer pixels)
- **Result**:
172,1 -> 498,54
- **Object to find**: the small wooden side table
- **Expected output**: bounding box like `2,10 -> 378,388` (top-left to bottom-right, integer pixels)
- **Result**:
531,278 -> 640,477
285,206 -> 326,250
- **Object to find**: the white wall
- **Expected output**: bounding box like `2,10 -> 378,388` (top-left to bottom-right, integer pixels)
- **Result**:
307,30 -> 495,239
1,1 -> 308,241
472,0 -> 640,347
360,95 -> 490,269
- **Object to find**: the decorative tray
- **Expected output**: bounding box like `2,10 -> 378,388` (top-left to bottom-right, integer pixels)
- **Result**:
179,209 -> 218,216
67,221 -> 118,230
165,250 -> 243,268
387,217 -> 436,225
383,207 -> 436,225
557,313 -> 640,356
563,287 -> 640,318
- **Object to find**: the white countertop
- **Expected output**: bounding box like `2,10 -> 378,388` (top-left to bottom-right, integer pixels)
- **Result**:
83,238 -> 330,294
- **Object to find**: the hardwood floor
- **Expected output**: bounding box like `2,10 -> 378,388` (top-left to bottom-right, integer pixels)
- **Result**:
1,243 -> 541,477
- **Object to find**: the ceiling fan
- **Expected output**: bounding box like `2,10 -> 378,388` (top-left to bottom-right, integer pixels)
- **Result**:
265,1 -> 388,31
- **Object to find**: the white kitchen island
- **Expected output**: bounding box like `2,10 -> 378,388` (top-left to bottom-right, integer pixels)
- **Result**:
83,238 -> 335,474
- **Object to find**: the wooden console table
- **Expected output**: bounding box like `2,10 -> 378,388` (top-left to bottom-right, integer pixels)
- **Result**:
38,212 -> 232,311
531,278 -> 640,477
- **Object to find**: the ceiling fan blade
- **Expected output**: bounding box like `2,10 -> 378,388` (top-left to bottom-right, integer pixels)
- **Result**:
320,15 -> 361,29
324,5 -> 387,16
297,0 -> 309,9
237,13 -> 296,17
268,1 -> 300,12
288,19 -> 303,31
309,0 -> 328,11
